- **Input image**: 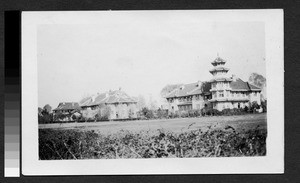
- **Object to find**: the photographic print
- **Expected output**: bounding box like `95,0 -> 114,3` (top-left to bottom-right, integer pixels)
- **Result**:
22,10 -> 283,175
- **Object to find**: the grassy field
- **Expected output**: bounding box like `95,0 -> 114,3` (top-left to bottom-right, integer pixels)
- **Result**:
39,113 -> 267,135
39,113 -> 267,159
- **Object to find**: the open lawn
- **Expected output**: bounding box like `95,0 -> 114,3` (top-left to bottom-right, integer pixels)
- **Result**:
39,113 -> 267,135
39,113 -> 267,159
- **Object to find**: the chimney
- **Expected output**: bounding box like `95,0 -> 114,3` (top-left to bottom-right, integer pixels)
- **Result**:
119,87 -> 122,91
232,74 -> 237,81
197,80 -> 202,87
91,95 -> 96,102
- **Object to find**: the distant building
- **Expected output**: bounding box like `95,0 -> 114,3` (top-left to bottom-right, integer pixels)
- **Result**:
165,81 -> 212,112
209,57 -> 261,111
79,89 -> 138,120
53,102 -> 81,114
52,102 -> 81,121
165,57 -> 262,111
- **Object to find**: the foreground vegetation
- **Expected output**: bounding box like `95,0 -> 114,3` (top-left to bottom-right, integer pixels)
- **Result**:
39,125 -> 267,160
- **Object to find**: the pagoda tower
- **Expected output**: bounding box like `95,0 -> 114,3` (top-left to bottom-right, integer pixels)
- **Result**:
209,56 -> 233,110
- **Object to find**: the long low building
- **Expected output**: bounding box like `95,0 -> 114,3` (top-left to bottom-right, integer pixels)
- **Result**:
165,57 -> 262,112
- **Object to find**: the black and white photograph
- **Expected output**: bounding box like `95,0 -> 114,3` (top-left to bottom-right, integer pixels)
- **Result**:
22,10 -> 283,175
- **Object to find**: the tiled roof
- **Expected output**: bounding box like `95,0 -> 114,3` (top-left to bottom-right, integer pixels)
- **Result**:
211,57 -> 226,65
80,90 -> 137,107
165,82 -> 211,98
53,102 -> 81,111
209,77 -> 233,82
209,67 -> 229,73
230,78 -> 261,91
248,83 -> 261,90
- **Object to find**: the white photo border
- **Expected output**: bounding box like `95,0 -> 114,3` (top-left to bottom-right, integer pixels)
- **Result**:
22,10 -> 284,175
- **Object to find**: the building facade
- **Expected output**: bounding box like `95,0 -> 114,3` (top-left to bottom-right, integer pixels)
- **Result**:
79,89 -> 138,120
208,57 -> 261,111
165,81 -> 212,112
165,57 -> 262,112
52,102 -> 82,121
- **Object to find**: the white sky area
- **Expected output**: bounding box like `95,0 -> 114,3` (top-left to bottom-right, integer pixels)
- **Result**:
37,13 -> 265,108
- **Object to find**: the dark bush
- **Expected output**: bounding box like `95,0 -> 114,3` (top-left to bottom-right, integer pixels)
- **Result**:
38,113 -> 54,124
39,127 -> 267,160
261,100 -> 267,112
140,108 -> 155,119
250,101 -> 260,113
221,108 -> 247,116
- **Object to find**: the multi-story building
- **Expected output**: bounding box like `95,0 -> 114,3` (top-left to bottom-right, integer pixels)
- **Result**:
165,57 -> 262,112
165,81 -> 212,112
79,89 -> 138,120
208,57 -> 261,111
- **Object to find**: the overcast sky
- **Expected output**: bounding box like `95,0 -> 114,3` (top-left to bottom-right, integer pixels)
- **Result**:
37,12 -> 265,108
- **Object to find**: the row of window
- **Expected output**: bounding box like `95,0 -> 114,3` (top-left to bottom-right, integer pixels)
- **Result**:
213,91 -> 258,98
212,82 -> 230,89
168,94 -> 212,103
213,102 -> 245,109
178,105 -> 193,111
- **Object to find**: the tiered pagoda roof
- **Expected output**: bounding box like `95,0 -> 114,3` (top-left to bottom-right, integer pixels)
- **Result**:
211,56 -> 226,66
209,66 -> 230,74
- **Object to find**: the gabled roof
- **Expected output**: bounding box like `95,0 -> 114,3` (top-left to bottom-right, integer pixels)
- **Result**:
80,90 -> 137,107
248,83 -> 261,91
53,102 -> 81,111
165,82 -> 211,98
230,78 -> 261,91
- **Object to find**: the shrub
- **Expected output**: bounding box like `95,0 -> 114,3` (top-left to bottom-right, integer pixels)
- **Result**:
82,108 -> 97,122
156,109 -> 168,119
95,106 -> 111,121
261,100 -> 267,112
250,101 -> 260,113
221,108 -> 247,116
38,113 -> 54,124
140,108 -> 155,119
186,109 -> 201,117
39,126 -> 267,160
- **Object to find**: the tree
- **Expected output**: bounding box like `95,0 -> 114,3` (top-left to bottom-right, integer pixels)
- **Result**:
249,73 -> 267,101
250,101 -> 260,113
38,107 -> 43,116
261,100 -> 267,112
141,107 -> 154,119
95,106 -> 111,121
248,73 -> 266,88
160,84 -> 182,98
82,108 -> 97,121
43,104 -> 52,114
136,95 -> 147,111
